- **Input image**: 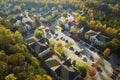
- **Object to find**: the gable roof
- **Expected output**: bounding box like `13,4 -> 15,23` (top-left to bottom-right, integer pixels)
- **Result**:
61,65 -> 79,80
26,37 -> 38,44
38,38 -> 46,43
46,59 -> 61,68
45,55 -> 79,80
63,59 -> 72,66
96,34 -> 110,42
86,30 -> 99,36
30,42 -> 49,54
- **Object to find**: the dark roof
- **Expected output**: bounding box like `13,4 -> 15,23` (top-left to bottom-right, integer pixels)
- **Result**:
46,59 -> 61,68
26,38 -> 36,44
16,16 -> 23,20
96,34 -> 110,42
45,55 -> 79,80
10,18 -> 17,23
30,42 -> 49,54
47,34 -> 52,39
63,59 -> 72,66
68,22 -> 77,27
74,77 -> 81,80
55,66 -> 61,76
77,23 -> 82,28
38,38 -> 46,43
61,65 -> 79,80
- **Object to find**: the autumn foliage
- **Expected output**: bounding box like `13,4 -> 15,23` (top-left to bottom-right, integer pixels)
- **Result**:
88,67 -> 96,77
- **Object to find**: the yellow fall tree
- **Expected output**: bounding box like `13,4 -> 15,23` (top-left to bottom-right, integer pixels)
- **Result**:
103,48 -> 110,58
5,73 -> 17,80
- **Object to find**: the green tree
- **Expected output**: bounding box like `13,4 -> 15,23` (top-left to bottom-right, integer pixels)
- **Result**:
42,74 -> 52,80
14,31 -> 23,43
17,72 -> 29,80
46,16 -> 52,23
0,61 -> 8,80
78,66 -> 87,79
34,29 -> 43,39
54,42 -> 66,57
35,75 -> 42,80
62,12 -> 68,18
14,5 -> 21,11
105,38 -> 119,51
0,50 -> 8,62
35,19 -> 40,27
5,73 -> 17,80
31,56 -> 40,68
72,60 -> 76,66
52,10 -> 59,17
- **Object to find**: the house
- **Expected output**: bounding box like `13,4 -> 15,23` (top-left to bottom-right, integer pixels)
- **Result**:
24,24 -> 31,31
58,13 -> 75,25
26,37 -> 38,44
26,37 -> 50,57
40,17 -> 46,22
64,23 -> 70,30
79,10 -> 85,16
67,14 -> 75,22
45,55 -> 80,80
22,17 -> 33,23
85,30 -> 109,46
14,20 -> 21,26
52,7 -> 56,11
38,8 -> 43,11
0,3 -> 12,15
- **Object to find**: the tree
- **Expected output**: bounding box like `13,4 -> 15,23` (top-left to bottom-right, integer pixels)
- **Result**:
65,42 -> 74,48
75,15 -> 81,23
14,5 -> 21,11
34,29 -> 43,38
103,48 -> 110,58
105,38 -> 119,51
35,75 -> 42,80
52,10 -> 59,17
72,60 -> 76,66
0,25 -> 52,80
0,50 -> 8,62
42,74 -> 52,80
0,61 -> 8,80
31,56 -> 40,68
54,25 -> 62,30
70,26 -> 80,33
35,19 -> 40,27
14,31 -> 23,43
88,67 -> 96,77
46,16 -> 52,23
62,12 -> 68,18
49,39 -> 56,46
78,66 -> 87,79
5,73 -> 17,80
13,66 -> 21,74
75,15 -> 86,24
73,33 -> 79,41
17,72 -> 28,80
0,26 -> 15,52
54,42 -> 66,57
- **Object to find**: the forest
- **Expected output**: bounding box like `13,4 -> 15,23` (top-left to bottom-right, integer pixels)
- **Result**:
0,25 -> 52,80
